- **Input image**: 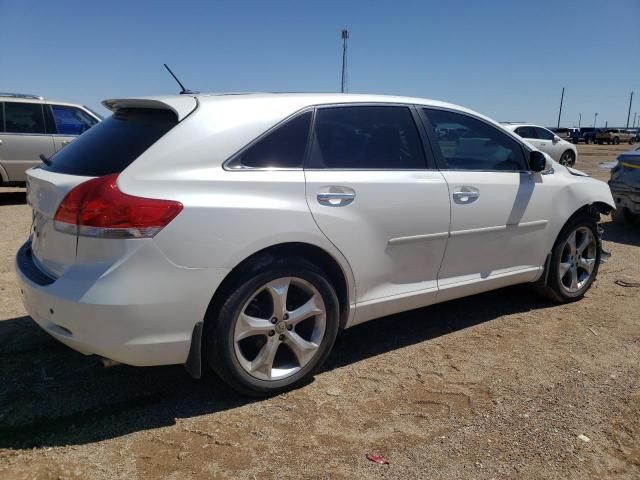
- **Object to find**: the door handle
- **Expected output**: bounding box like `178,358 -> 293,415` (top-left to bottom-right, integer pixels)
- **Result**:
317,191 -> 355,207
452,187 -> 480,204
61,140 -> 73,146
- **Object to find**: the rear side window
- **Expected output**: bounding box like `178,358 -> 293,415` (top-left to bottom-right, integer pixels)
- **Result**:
4,102 -> 46,134
515,126 -> 537,139
227,111 -> 312,169
307,106 -> 426,169
424,108 -> 527,171
42,108 -> 178,176
0,103 -> 4,132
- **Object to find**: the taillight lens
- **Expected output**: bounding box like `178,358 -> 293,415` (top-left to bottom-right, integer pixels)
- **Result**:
54,174 -> 183,238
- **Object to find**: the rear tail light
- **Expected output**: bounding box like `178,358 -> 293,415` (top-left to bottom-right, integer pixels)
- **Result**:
54,174 -> 183,238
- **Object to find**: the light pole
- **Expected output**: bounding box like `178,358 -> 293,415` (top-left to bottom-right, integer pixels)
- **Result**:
594,112 -> 598,128
557,87 -> 565,129
340,29 -> 349,93
578,113 -> 581,128
633,112 -> 637,129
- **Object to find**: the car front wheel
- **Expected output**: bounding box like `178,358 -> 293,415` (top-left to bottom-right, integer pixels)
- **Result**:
205,258 -> 340,396
538,214 -> 600,303
560,150 -> 576,167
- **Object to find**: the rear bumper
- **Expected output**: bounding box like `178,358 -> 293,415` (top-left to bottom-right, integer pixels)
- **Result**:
16,239 -> 230,366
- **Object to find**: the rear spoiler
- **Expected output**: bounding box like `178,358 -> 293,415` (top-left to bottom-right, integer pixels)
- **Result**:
102,96 -> 197,121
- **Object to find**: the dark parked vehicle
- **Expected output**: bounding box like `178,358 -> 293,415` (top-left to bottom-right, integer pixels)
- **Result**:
609,147 -> 640,224
572,127 -> 598,144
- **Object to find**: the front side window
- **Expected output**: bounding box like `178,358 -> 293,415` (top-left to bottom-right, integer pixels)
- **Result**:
307,106 -> 426,169
534,127 -> 554,141
3,102 -> 46,134
0,103 -> 4,132
228,111 -> 312,169
51,105 -> 99,135
424,108 -> 527,171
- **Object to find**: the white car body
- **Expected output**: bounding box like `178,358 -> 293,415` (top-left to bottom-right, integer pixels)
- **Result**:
15,93 -> 614,384
502,123 -> 578,166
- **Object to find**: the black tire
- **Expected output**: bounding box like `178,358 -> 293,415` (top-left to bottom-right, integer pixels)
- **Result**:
204,257 -> 340,396
537,214 -> 601,303
613,137 -> 620,145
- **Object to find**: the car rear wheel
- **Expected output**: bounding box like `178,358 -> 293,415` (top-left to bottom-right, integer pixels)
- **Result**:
613,137 -> 620,145
537,214 -> 600,303
205,258 -> 340,396
559,150 -> 575,167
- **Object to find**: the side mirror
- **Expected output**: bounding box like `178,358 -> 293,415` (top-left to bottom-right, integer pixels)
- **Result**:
553,135 -> 561,143
529,151 -> 548,172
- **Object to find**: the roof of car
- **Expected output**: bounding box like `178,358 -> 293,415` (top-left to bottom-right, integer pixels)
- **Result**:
103,91 -> 493,123
0,94 -> 87,108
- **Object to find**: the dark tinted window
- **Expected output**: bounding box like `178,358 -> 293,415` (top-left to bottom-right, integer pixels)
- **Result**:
4,102 -> 45,134
0,103 -> 4,132
515,126 -> 537,139
307,106 -> 426,169
42,108 -> 177,176
425,108 -> 527,171
51,105 -> 99,135
534,127 -> 554,140
229,111 -> 312,168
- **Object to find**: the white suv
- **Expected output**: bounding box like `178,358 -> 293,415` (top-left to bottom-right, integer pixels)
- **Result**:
16,93 -> 614,395
0,93 -> 101,184
502,123 -> 578,167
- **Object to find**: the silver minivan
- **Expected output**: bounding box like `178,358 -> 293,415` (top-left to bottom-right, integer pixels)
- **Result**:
0,93 -> 101,184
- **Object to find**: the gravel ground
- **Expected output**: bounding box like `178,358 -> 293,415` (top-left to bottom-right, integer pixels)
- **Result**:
0,144 -> 639,479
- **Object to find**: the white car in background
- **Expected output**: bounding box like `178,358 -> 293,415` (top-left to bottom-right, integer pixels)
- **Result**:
16,93 -> 614,395
502,123 -> 578,167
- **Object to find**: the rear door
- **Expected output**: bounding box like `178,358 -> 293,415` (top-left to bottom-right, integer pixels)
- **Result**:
304,105 -> 450,323
422,108 -> 552,299
48,104 -> 100,151
0,101 -> 55,182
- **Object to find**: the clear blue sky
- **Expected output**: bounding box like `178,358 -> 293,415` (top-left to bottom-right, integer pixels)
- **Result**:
2,0 -> 638,127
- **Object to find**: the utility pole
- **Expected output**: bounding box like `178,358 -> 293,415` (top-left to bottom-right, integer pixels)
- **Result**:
578,113 -> 581,128
557,87 -> 565,129
633,112 -> 637,129
340,29 -> 349,93
626,91 -> 634,128
594,112 -> 598,128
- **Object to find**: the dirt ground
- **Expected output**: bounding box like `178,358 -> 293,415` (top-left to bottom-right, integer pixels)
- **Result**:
1,144 -> 639,480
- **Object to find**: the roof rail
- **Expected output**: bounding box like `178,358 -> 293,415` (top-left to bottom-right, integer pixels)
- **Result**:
0,92 -> 45,100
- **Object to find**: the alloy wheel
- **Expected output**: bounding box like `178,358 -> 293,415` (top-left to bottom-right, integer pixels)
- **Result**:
233,277 -> 326,381
558,227 -> 597,294
560,151 -> 574,166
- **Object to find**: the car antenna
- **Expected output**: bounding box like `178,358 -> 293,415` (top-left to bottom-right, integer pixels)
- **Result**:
163,64 -> 199,95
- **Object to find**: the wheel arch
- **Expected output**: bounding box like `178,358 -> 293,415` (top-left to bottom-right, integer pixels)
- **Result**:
185,241 -> 354,378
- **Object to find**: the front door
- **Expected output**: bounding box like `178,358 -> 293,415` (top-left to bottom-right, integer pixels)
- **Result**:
304,105 -> 450,324
422,108 -> 552,301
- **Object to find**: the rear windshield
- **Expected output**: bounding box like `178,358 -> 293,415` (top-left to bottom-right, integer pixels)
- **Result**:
42,108 -> 178,176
